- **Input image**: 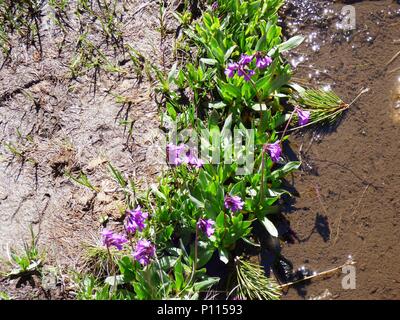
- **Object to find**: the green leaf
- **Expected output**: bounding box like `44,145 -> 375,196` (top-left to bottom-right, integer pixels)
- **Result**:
221,114 -> 233,138
105,275 -> 125,286
252,103 -> 268,111
166,102 -> 177,120
230,180 -> 245,196
168,62 -> 178,83
266,188 -> 292,197
192,277 -> 220,291
151,185 -> 167,202
270,161 -> 301,179
269,35 -> 304,55
219,248 -> 230,264
117,256 -> 136,283
224,45 -> 237,61
219,82 -> 241,99
174,260 -> 184,291
216,212 -> 225,228
189,194 -> 205,209
192,241 -> 215,268
210,38 -> 225,63
255,74 -> 272,93
159,256 -> 178,270
255,35 -> 267,51
241,236 -> 261,248
200,58 -> 218,66
209,101 -> 226,109
108,163 -> 127,188
289,82 -> 306,95
261,217 -> 278,237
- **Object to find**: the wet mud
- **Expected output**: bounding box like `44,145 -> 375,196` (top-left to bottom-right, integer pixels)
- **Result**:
280,0 -> 400,299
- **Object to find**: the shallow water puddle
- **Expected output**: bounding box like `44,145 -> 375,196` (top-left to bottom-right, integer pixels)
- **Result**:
281,0 -> 400,300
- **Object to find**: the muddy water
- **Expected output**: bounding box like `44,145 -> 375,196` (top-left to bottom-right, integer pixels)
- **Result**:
280,0 -> 400,299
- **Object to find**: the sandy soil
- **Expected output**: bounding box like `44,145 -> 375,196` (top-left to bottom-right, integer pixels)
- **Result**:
0,0 -> 176,298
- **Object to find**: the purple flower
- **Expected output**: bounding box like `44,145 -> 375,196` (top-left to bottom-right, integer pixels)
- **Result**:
102,229 -> 127,251
133,239 -> 156,266
167,143 -> 186,166
224,195 -> 244,213
167,143 -> 204,169
256,56 -> 272,69
197,218 -> 215,237
264,141 -> 282,163
239,54 -> 254,65
211,1 -> 218,11
225,63 -> 238,78
187,153 -> 204,168
238,68 -> 255,82
225,54 -> 256,81
125,206 -> 148,234
184,149 -> 204,169
296,108 -> 311,126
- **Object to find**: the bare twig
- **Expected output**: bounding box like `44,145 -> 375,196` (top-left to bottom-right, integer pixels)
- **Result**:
388,66 -> 400,74
279,259 -> 356,290
315,184 -> 330,219
386,50 -> 400,67
333,184 -> 370,245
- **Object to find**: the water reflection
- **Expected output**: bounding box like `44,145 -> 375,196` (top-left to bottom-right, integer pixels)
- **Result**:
393,76 -> 400,123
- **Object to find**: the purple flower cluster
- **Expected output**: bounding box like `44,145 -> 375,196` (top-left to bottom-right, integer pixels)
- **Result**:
225,52 -> 272,81
166,143 -> 186,166
224,195 -> 244,213
167,143 -> 204,168
102,210 -> 156,267
295,107 -> 311,126
102,229 -> 128,251
185,150 -> 205,168
256,54 -> 273,69
211,1 -> 218,11
264,141 -> 282,163
197,218 -> 215,237
125,206 -> 148,234
132,239 -> 156,266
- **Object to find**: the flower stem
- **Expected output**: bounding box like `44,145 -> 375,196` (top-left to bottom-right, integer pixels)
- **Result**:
259,151 -> 266,205
281,109 -> 297,140
194,225 -> 199,271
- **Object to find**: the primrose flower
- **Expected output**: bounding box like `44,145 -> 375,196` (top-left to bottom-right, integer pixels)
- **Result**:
226,54 -> 255,81
102,229 -> 127,251
186,152 -> 204,168
264,141 -> 282,163
225,62 -> 238,78
296,108 -> 311,126
197,218 -> 215,237
125,206 -> 148,234
133,239 -> 156,266
211,1 -> 218,11
238,54 -> 254,66
224,195 -> 244,213
166,143 -> 186,166
237,68 -> 255,82
256,55 -> 272,69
